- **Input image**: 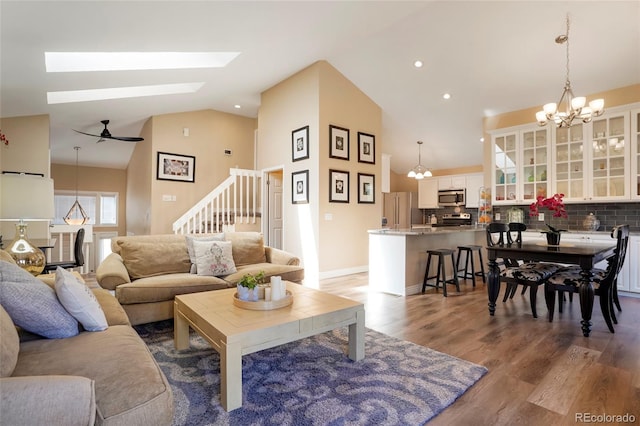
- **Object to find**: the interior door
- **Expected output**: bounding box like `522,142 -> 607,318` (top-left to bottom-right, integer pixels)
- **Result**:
267,171 -> 283,249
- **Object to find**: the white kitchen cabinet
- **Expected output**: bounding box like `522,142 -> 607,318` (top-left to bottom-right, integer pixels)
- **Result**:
418,178 -> 439,209
588,111 -> 630,201
492,126 -> 551,205
623,236 -> 640,294
438,176 -> 466,190
552,107 -> 632,202
631,109 -> 640,200
465,173 -> 484,208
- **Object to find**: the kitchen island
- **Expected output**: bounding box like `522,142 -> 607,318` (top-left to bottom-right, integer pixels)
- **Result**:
368,226 -> 486,296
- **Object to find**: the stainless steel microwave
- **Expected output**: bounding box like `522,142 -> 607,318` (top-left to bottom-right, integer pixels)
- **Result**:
438,189 -> 465,207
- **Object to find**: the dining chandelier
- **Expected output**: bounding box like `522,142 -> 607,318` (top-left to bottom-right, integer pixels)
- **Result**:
64,146 -> 89,225
535,14 -> 604,128
407,140 -> 431,180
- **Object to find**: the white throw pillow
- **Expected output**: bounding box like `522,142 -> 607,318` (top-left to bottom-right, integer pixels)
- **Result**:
185,234 -> 225,274
193,240 -> 237,277
55,267 -> 108,332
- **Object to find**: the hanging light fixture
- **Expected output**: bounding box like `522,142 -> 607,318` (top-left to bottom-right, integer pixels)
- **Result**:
536,14 -> 604,128
407,140 -> 432,180
64,146 -> 89,225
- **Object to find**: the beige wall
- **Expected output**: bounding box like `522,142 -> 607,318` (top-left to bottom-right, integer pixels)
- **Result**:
127,118 -> 154,235
128,109 -> 257,235
318,61 -> 381,275
258,63 -> 321,276
482,84 -> 640,185
258,60 -> 382,280
51,163 -> 126,236
0,114 -> 51,239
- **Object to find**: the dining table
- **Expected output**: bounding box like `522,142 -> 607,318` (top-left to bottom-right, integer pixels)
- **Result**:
486,240 -> 616,337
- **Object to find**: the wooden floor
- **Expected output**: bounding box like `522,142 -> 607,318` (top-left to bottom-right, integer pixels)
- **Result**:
317,273 -> 640,426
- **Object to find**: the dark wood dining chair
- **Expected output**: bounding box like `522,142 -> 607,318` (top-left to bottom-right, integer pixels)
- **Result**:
43,228 -> 85,273
544,224 -> 629,333
486,223 -> 560,318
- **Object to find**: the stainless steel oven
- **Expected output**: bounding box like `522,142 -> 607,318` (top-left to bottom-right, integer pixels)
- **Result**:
438,189 -> 465,207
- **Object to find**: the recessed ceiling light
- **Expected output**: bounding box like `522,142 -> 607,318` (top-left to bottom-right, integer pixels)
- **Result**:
414,60 -> 423,68
45,52 -> 240,72
234,104 -> 241,109
443,93 -> 451,100
480,137 -> 485,143
47,82 -> 205,104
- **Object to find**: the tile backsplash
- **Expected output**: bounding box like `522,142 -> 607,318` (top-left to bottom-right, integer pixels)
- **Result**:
421,202 -> 640,232
493,202 -> 640,233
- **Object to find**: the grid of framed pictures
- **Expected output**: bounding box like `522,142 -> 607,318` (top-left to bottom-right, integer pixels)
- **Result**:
325,125 -> 376,204
289,124 -> 377,205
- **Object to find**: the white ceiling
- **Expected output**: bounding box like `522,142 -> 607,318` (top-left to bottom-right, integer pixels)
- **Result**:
1,1 -> 639,173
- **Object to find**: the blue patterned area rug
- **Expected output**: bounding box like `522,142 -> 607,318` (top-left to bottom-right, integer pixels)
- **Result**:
135,320 -> 487,425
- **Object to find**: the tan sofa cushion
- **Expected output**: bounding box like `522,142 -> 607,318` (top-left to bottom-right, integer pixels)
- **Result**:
0,305 -> 19,377
0,376 -> 96,426
13,325 -> 173,426
226,232 -> 266,266
225,263 -> 305,284
115,273 -> 230,305
118,240 -> 190,279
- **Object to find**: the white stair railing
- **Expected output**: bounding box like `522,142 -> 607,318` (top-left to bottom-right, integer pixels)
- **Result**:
173,168 -> 262,235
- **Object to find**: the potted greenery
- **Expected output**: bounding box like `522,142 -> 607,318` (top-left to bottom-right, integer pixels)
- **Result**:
237,271 -> 266,301
529,193 -> 567,245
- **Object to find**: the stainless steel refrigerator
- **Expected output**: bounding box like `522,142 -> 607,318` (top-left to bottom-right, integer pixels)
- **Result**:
383,192 -> 422,229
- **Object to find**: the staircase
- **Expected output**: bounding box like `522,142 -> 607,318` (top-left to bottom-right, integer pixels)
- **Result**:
173,168 -> 262,235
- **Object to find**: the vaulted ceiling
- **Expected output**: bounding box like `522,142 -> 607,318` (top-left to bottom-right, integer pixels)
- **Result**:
1,1 -> 638,173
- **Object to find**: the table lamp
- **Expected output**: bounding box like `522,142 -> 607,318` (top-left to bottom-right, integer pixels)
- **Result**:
0,173 -> 55,275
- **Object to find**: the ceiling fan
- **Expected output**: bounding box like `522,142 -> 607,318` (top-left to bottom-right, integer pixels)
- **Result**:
73,120 -> 144,142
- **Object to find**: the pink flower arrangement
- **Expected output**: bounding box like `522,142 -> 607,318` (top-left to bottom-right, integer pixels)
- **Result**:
0,129 -> 8,146
529,193 -> 567,218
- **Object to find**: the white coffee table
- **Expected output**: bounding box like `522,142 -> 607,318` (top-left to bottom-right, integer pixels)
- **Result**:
174,282 -> 365,411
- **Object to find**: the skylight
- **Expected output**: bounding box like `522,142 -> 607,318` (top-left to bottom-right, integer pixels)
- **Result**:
47,82 -> 205,104
45,52 -> 240,72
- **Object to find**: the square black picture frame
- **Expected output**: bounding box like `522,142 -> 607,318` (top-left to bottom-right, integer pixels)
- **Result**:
291,170 -> 309,204
357,173 -> 375,204
292,125 -> 309,162
329,125 -> 349,160
329,169 -> 350,203
357,132 -> 375,164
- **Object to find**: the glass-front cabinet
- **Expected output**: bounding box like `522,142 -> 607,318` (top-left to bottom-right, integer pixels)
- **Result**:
492,127 -> 549,205
551,109 -> 631,202
632,109 -> 640,200
589,112 -> 629,200
554,124 -> 585,200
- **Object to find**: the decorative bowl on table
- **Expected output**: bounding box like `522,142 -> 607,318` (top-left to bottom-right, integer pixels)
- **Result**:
233,290 -> 293,310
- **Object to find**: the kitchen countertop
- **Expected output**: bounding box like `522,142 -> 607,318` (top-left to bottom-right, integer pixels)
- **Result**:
368,225 -> 484,235
369,227 -> 639,236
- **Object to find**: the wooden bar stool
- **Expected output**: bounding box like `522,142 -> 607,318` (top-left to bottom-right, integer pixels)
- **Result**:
422,249 -> 460,297
456,245 -> 486,287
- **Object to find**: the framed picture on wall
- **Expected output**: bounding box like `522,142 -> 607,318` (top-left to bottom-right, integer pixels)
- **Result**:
329,169 -> 350,203
357,132 -> 375,164
156,151 -> 196,182
358,173 -> 375,204
292,125 -> 309,162
329,125 -> 349,160
292,170 -> 309,204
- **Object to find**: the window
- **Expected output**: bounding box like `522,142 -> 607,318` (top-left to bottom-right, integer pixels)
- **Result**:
53,191 -> 118,226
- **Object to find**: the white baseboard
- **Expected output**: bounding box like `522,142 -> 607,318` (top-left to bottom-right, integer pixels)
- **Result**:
318,265 -> 368,280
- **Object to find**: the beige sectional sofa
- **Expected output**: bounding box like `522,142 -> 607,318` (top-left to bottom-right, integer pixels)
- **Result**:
0,253 -> 173,426
96,232 -> 304,325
